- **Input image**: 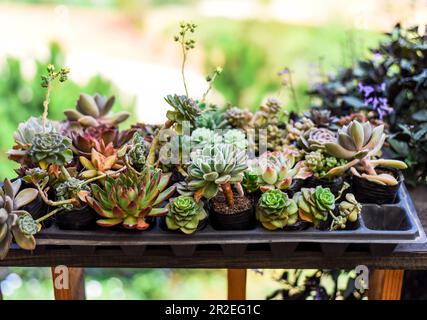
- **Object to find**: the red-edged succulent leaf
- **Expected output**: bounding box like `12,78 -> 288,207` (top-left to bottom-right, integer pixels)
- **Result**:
123,216 -> 137,229
96,218 -> 123,227
136,218 -> 150,230
148,207 -> 168,217
158,173 -> 172,192
152,185 -> 176,206
112,206 -> 127,219
87,198 -> 115,218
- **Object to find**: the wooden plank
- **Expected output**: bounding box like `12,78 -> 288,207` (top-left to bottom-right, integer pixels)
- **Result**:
2,249 -> 427,269
228,269 -> 246,300
368,269 -> 404,300
51,267 -> 86,300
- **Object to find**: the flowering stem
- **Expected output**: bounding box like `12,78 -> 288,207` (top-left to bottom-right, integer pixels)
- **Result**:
181,34 -> 189,97
42,82 -> 52,130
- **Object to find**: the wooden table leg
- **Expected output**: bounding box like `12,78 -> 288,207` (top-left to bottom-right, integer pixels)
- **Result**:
368,269 -> 404,300
227,269 -> 247,300
51,266 -> 86,300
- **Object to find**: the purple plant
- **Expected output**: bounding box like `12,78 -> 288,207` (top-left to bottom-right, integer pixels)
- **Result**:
358,82 -> 393,120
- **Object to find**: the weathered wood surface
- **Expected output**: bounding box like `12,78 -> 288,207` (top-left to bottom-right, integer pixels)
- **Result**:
228,269 -> 247,300
368,269 -> 405,300
51,267 -> 85,300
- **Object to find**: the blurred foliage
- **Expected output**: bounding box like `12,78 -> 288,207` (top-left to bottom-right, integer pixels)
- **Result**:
200,19 -> 382,112
0,42 -> 136,179
4,0 -> 196,7
0,267 -> 226,299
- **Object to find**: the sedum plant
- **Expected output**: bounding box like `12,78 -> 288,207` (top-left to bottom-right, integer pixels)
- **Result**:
305,150 -> 347,179
256,189 -> 298,230
87,168 -> 175,230
55,177 -> 90,211
186,143 -> 247,207
324,120 -> 407,185
248,150 -> 311,192
331,193 -> 362,230
224,106 -> 253,130
0,179 -> 39,259
166,196 -> 207,234
64,93 -> 130,127
293,186 -> 335,227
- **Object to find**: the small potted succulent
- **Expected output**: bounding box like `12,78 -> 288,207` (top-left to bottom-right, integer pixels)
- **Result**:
245,150 -> 312,198
164,196 -> 208,234
182,143 -> 252,230
304,150 -> 348,196
0,178 -> 39,260
293,186 -> 361,230
256,189 -> 299,230
324,120 -> 407,204
86,168 -> 175,230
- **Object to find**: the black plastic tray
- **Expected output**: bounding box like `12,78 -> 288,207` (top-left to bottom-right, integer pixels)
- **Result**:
33,184 -> 425,257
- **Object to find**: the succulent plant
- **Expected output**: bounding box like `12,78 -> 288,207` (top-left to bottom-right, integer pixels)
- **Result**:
126,132 -> 149,170
0,179 -> 39,259
285,117 -> 315,143
165,94 -> 202,132
304,109 -> 332,127
241,171 -> 260,194
196,104 -> 228,130
87,168 -> 175,230
191,128 -> 223,151
293,186 -> 335,226
28,132 -> 73,167
300,128 -> 337,151
330,193 -> 362,230
249,150 -> 312,192
186,143 -> 248,206
224,106 -> 253,130
64,93 -> 130,127
79,147 -> 123,179
12,117 -> 60,147
166,196 -> 207,234
256,189 -> 298,230
70,125 -> 133,157
55,178 -> 90,210
223,129 -> 248,151
324,120 -> 407,185
305,150 -> 347,179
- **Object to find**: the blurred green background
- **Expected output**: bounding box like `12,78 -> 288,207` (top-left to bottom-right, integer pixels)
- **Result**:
0,0 -> 423,299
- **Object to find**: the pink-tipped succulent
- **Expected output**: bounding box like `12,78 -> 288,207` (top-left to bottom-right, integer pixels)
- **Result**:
79,145 -> 124,179
64,93 -> 130,128
86,168 -> 175,230
249,150 -> 312,192
325,120 -> 407,185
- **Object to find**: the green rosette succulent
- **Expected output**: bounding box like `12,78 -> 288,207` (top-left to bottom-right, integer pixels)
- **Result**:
242,171 -> 260,194
0,179 -> 39,260
256,190 -> 298,230
13,117 -> 60,147
166,196 -> 207,234
28,132 -> 73,167
191,128 -> 222,151
165,94 -> 202,133
186,143 -> 248,200
223,129 -> 248,151
126,132 -> 149,169
293,186 -> 335,226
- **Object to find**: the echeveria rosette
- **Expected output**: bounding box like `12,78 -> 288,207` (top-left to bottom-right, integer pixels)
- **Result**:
13,117 -> 60,147
165,94 -> 202,133
300,128 -> 336,151
0,179 -> 39,260
191,128 -> 222,151
28,132 -> 73,167
223,129 -> 248,151
251,150 -> 312,192
87,168 -> 175,230
242,171 -> 260,194
166,196 -> 207,234
186,143 -> 248,201
293,186 -> 335,227
55,178 -> 90,210
256,190 -> 298,230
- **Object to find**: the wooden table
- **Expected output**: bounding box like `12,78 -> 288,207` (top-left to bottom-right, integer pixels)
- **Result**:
1,186 -> 426,300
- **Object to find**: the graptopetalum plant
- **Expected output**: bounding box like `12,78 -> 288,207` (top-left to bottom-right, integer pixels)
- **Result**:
86,168 -> 175,230
0,179 -> 39,259
166,196 -> 207,234
324,120 -> 407,185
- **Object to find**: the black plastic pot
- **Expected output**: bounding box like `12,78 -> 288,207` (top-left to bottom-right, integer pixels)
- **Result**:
208,197 -> 256,230
316,207 -> 360,231
304,176 -> 344,197
55,205 -> 97,230
352,168 -> 403,204
159,216 -> 208,233
284,179 -> 304,198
